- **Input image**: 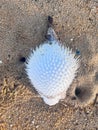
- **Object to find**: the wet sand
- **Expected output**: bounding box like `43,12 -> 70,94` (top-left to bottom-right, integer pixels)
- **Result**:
0,0 -> 98,129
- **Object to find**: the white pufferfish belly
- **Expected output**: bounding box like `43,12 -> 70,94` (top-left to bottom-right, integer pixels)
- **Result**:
26,38 -> 79,106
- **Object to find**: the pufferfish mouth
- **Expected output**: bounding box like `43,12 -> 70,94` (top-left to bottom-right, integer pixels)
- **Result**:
37,89 -> 67,99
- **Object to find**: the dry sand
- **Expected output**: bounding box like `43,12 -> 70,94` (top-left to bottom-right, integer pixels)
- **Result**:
0,0 -> 98,130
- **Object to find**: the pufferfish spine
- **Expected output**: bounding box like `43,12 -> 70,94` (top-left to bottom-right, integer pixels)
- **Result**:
26,18 -> 79,106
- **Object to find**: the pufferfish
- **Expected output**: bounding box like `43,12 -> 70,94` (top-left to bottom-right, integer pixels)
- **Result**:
26,16 -> 79,106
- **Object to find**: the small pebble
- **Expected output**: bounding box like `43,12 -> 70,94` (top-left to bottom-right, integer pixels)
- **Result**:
31,121 -> 35,124
86,110 -> 90,114
10,124 -> 13,127
70,38 -> 74,41
91,6 -> 97,13
36,125 -> 39,128
85,118 -> 87,121
0,60 -> 2,64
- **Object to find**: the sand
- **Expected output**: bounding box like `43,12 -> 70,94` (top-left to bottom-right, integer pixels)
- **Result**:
0,0 -> 98,129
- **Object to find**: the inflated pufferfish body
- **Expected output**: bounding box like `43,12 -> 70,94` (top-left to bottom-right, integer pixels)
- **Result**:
26,25 -> 79,106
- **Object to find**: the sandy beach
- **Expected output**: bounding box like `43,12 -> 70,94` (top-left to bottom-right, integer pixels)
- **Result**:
0,0 -> 98,129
